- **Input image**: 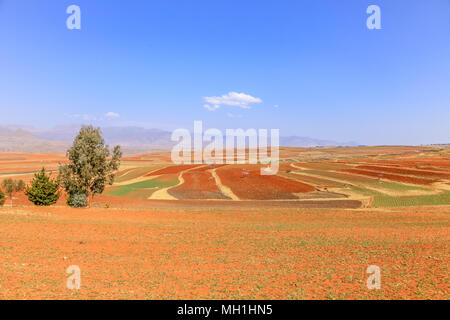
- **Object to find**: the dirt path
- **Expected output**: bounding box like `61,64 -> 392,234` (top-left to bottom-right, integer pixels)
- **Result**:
115,167 -> 138,179
211,169 -> 240,201
113,174 -> 162,186
432,182 -> 450,192
149,166 -> 204,200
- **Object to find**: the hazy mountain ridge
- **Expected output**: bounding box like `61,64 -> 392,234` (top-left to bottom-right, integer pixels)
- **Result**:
280,136 -> 358,148
0,125 -> 358,154
0,128 -> 70,153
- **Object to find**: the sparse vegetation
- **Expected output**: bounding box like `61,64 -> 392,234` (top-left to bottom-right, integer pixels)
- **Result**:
0,189 -> 5,206
1,178 -> 25,207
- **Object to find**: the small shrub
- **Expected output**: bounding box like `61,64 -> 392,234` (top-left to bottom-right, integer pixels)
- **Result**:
17,180 -> 25,191
1,178 -> 25,207
67,193 -> 88,208
0,190 -> 5,206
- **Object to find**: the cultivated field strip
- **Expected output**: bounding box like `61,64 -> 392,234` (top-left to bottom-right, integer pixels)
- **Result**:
3,146 -> 450,208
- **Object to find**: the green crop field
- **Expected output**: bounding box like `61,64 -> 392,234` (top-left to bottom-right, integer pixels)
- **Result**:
106,178 -> 179,197
348,186 -> 450,207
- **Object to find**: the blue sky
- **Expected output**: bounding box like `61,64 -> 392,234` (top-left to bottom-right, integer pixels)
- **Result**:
0,0 -> 449,145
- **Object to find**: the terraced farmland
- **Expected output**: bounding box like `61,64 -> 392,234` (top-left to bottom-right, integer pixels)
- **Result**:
355,165 -> 450,179
215,165 -> 316,200
2,146 -> 450,209
106,176 -> 179,198
342,168 -> 437,185
114,166 -> 165,183
168,166 -> 230,200
0,147 -> 449,300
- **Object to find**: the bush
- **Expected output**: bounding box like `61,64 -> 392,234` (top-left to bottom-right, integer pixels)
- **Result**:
17,180 -> 25,191
0,190 -> 5,206
1,178 -> 25,207
25,168 -> 60,206
67,193 -> 88,208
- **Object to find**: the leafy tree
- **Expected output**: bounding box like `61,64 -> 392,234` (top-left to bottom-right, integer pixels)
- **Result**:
1,178 -> 25,207
0,189 -> 5,207
58,125 -> 122,207
25,168 -> 60,206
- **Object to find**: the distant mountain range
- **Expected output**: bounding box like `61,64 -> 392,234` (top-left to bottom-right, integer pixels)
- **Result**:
280,136 -> 358,148
0,128 -> 69,154
0,125 -> 359,154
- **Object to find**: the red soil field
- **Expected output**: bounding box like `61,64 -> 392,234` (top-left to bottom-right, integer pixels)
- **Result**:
356,165 -> 450,179
357,159 -> 450,170
146,165 -> 201,176
122,152 -> 173,162
0,173 -> 38,185
293,162 -> 351,171
216,165 -> 315,200
0,153 -> 66,161
0,206 -> 447,299
303,169 -> 380,183
169,166 -> 229,200
115,167 -> 138,177
342,169 -> 437,185
94,195 -> 361,209
281,172 -> 347,188
0,167 -> 58,174
155,173 -> 178,182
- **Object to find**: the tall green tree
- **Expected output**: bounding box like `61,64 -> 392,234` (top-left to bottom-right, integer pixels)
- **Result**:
58,125 -> 122,207
1,178 -> 25,207
25,168 -> 60,206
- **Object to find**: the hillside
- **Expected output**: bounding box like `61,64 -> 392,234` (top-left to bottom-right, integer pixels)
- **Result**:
0,125 -> 358,154
0,129 -> 69,153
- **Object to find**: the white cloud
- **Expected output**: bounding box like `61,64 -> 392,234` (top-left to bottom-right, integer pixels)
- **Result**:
203,92 -> 262,111
203,104 -> 220,111
105,112 -> 120,118
274,104 -> 279,108
227,113 -> 243,118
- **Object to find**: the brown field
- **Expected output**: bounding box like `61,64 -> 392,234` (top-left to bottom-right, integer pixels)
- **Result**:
215,165 -> 316,200
168,165 -> 230,200
342,168 -> 437,185
280,172 -> 347,189
359,159 -> 450,170
355,165 -> 450,179
146,164 -> 200,176
0,146 -> 449,300
0,206 -> 447,300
